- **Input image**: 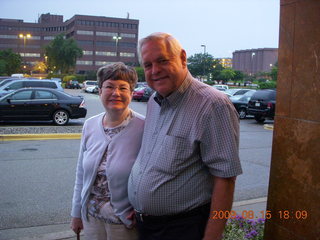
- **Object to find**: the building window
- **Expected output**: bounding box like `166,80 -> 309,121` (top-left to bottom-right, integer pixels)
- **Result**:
95,51 -> 116,56
120,52 -> 135,57
77,30 -> 94,35
95,61 -> 115,66
77,40 -> 94,46
0,35 -> 18,39
20,53 -> 41,57
118,42 -> 136,48
83,50 -> 93,55
96,41 -> 115,47
76,60 -> 93,65
120,33 -> 136,38
44,36 -> 56,40
96,31 -> 118,37
30,36 -> 41,40
0,43 -> 18,48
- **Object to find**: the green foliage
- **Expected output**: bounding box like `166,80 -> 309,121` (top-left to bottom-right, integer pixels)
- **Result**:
270,62 -> 278,81
258,81 -> 276,89
234,70 -> 245,81
63,75 -> 77,83
85,71 -> 97,80
44,34 -> 83,74
219,68 -> 236,81
0,49 -> 22,75
188,53 -> 221,79
223,216 -> 265,240
135,66 -> 145,82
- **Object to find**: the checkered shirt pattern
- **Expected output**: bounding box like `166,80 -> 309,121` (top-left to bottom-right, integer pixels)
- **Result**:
128,72 -> 242,215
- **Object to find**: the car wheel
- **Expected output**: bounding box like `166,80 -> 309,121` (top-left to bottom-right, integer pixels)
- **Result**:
53,110 -> 69,125
239,108 -> 247,119
254,115 -> 265,123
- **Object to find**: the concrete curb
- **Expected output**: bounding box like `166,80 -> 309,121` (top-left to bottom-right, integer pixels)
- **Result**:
263,124 -> 274,130
0,133 -> 81,141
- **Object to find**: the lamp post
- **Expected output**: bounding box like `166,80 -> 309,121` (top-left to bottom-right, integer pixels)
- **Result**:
19,33 -> 31,71
113,36 -> 122,59
201,44 -> 206,80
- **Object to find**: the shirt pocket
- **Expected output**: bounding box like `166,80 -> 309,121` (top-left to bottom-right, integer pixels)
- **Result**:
153,135 -> 194,175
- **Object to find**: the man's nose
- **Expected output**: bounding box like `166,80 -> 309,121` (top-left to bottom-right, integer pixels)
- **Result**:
152,63 -> 161,75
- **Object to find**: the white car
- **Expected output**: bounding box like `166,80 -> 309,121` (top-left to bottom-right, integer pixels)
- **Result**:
85,85 -> 98,93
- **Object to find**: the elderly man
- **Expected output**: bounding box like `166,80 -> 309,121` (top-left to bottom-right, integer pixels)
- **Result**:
128,32 -> 242,240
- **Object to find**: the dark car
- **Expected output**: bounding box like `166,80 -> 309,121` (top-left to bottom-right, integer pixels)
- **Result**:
247,89 -> 276,123
142,86 -> 155,101
231,90 -> 256,119
66,80 -> 81,89
0,88 -> 87,125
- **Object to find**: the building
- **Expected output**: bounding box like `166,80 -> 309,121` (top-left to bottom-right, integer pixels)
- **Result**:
215,58 -> 232,68
0,13 -> 139,74
232,48 -> 278,75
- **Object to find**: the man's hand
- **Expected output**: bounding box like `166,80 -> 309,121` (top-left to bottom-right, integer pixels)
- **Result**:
203,176 -> 236,240
70,217 -> 83,234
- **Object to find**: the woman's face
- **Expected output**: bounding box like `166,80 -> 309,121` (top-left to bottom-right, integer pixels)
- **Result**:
99,79 -> 132,113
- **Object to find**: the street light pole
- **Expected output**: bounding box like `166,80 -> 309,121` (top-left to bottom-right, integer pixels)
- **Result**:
19,33 -> 31,71
201,44 -> 206,80
113,36 -> 122,60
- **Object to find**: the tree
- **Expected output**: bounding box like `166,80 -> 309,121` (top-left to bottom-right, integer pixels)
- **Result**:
33,61 -> 47,73
219,68 -> 236,82
44,34 -> 83,74
0,49 -> 22,75
270,62 -> 278,81
135,67 -> 145,82
187,53 -> 220,79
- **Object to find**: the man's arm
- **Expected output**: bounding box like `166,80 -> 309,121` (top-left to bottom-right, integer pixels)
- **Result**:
203,176 -> 236,240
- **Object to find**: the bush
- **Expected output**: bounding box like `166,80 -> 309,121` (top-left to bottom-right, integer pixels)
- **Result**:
63,75 -> 77,83
258,81 -> 276,89
223,215 -> 265,240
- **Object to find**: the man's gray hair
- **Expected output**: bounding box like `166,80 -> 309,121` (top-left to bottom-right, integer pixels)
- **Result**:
96,62 -> 138,91
137,32 -> 184,65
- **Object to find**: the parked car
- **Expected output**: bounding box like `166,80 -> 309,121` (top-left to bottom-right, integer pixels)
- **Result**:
135,82 -> 148,89
65,80 -> 81,89
247,89 -> 276,123
133,86 -> 146,101
213,84 -> 229,90
82,80 -> 98,92
142,86 -> 155,101
0,79 -> 64,97
0,88 -> 87,125
225,88 -> 252,99
85,85 -> 99,94
231,90 -> 256,119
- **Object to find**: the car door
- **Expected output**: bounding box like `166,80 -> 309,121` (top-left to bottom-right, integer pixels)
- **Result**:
30,90 -> 59,119
0,90 -> 33,120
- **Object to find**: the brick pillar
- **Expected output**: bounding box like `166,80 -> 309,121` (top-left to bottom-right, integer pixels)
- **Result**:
264,0 -> 320,239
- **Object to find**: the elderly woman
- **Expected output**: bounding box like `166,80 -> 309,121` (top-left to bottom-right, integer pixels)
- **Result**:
70,62 -> 144,240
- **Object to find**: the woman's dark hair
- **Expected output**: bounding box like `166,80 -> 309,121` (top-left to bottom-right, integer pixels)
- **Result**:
96,62 -> 138,91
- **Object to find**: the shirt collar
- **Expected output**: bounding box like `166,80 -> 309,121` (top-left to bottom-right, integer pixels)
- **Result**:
153,72 -> 192,107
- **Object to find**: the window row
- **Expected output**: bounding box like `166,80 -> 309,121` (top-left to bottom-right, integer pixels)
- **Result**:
0,34 -> 41,40
75,20 -> 138,29
19,53 -> 41,57
82,51 -> 135,57
77,40 -> 136,48
76,31 -> 136,39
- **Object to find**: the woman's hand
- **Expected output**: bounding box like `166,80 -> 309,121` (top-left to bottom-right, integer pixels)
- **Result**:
126,210 -> 136,227
70,217 -> 83,234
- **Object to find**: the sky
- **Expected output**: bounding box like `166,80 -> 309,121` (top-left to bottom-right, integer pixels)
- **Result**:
1,0 -> 280,58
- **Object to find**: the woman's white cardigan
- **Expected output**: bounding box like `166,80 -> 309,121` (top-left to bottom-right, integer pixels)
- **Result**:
71,111 -> 144,227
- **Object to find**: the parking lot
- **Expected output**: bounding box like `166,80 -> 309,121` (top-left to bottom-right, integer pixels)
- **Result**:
0,89 -> 273,238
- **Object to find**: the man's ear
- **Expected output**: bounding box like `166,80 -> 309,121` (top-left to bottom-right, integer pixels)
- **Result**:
180,49 -> 187,68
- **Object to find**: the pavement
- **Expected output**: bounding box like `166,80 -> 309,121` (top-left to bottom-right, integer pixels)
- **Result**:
0,125 -> 270,240
0,197 -> 267,240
